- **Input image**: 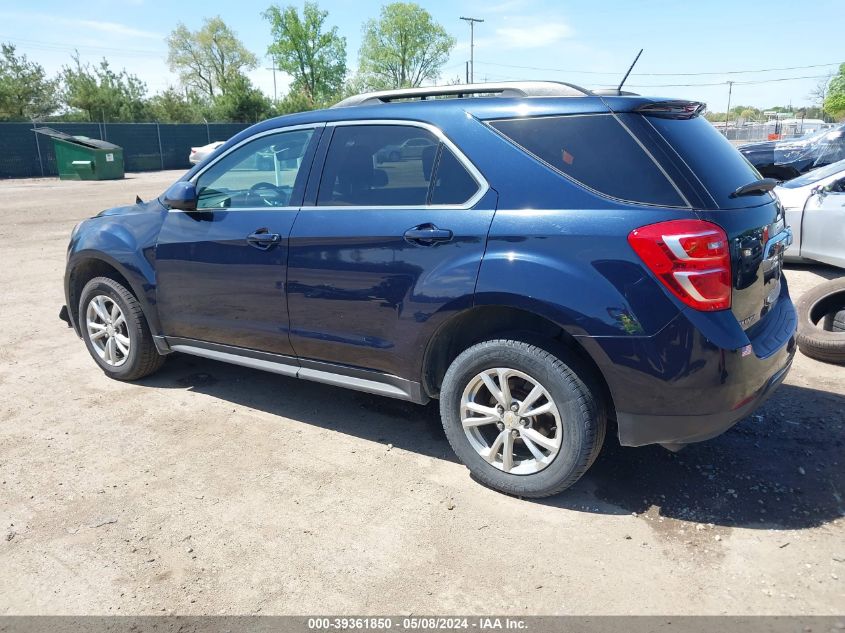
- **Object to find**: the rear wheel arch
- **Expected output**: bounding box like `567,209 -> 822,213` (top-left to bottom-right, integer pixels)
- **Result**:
421,304 -> 616,418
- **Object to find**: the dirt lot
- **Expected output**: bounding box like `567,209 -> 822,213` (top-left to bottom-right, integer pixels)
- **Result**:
0,171 -> 843,615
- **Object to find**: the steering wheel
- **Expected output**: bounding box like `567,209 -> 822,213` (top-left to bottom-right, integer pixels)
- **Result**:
248,181 -> 290,206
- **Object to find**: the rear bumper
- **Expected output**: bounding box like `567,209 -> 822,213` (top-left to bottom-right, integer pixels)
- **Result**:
615,353 -> 793,447
580,285 -> 797,447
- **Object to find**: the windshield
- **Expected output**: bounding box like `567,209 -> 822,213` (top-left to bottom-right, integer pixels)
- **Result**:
781,158 -> 845,188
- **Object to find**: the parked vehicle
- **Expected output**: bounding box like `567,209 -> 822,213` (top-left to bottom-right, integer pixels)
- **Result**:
376,136 -> 437,163
739,124 -> 845,181
188,141 -> 225,165
60,82 -> 797,498
776,159 -> 845,268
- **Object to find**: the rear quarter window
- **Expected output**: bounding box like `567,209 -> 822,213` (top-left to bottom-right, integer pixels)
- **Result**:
640,114 -> 770,209
489,114 -> 687,207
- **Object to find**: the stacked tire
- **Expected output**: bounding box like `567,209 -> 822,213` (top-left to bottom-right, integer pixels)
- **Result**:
796,278 -> 845,364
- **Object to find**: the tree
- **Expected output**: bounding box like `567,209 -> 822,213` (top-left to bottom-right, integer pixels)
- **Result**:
358,3 -> 455,90
809,73 -> 833,108
210,75 -> 274,123
0,43 -> 58,120
61,54 -> 150,122
824,63 -> 845,121
167,17 -> 258,99
739,108 -> 759,122
276,87 -> 320,115
149,87 -> 203,123
263,2 -> 347,104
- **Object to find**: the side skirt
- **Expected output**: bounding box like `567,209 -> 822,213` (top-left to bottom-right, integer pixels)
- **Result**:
158,336 -> 429,405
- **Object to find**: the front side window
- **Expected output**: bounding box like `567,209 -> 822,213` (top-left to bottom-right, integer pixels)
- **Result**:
489,114 -> 686,207
195,128 -> 314,209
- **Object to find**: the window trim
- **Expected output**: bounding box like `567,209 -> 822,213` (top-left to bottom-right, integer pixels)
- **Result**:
182,123 -> 324,213
487,113 -> 693,209
311,119 -> 488,211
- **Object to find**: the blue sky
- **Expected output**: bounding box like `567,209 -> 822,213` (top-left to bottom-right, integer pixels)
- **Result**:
1,0 -> 842,111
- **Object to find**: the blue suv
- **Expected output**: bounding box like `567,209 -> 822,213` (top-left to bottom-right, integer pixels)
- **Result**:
61,82 -> 797,497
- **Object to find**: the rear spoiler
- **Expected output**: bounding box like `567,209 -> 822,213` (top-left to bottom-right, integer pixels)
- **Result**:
635,101 -> 706,120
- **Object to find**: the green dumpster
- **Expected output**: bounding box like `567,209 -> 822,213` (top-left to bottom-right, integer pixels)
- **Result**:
33,127 -> 124,180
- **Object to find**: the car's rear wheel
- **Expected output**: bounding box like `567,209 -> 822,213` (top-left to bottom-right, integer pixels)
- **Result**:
439,339 -> 605,498
79,277 -> 165,380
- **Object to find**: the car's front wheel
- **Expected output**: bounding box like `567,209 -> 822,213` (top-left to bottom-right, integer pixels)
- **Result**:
79,276 -> 165,381
439,339 -> 606,498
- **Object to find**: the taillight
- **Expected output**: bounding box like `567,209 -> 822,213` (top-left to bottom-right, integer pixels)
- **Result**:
628,219 -> 731,311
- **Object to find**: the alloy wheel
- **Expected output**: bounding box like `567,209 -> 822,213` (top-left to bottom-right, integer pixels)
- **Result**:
85,295 -> 130,367
460,368 -> 562,474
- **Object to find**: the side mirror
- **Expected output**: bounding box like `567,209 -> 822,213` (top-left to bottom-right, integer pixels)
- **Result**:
163,181 -> 198,211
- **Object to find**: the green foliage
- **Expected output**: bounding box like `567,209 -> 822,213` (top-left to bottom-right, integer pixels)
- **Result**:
275,88 -> 321,114
0,43 -> 58,120
61,54 -> 150,122
825,94 -> 845,121
358,2 -> 455,89
824,63 -> 845,121
263,2 -> 347,103
209,75 -> 275,123
167,17 -> 258,99
149,87 -> 205,123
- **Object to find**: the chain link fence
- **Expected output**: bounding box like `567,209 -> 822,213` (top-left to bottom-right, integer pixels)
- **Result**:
0,121 -> 252,179
718,120 -> 829,144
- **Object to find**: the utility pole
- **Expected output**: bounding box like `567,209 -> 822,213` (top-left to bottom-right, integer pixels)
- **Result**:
266,60 -> 279,102
460,16 -> 484,83
724,80 -> 734,138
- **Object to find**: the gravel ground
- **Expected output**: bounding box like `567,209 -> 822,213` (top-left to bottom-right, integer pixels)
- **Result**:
0,171 -> 843,615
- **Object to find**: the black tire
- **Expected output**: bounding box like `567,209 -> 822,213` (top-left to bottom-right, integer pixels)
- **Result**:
78,276 -> 165,380
796,278 -> 845,365
827,309 -> 845,333
439,339 -> 606,498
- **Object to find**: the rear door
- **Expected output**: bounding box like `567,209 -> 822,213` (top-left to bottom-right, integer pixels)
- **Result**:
286,121 -> 496,379
155,125 -> 321,354
801,187 -> 845,268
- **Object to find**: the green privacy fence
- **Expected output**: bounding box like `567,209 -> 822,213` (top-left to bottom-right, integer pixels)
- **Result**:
0,122 -> 252,179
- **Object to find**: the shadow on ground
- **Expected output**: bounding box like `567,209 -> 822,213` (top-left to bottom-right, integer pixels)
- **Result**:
143,355 -> 845,531
785,263 -> 844,282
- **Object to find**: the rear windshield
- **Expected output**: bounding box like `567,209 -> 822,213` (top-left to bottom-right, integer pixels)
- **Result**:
489,114 -> 686,207
640,114 -> 769,209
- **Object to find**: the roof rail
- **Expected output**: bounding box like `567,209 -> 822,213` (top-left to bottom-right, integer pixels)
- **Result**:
332,81 -> 593,108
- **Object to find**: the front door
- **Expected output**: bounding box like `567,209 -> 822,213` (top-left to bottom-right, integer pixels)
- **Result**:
286,122 -> 496,379
155,126 -> 321,355
801,183 -> 845,269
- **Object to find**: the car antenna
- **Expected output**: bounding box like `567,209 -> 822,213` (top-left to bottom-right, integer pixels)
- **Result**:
617,48 -> 643,94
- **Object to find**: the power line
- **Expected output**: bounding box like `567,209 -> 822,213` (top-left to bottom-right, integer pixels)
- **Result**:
474,60 -> 841,77
601,73 -> 834,89
0,35 -> 165,58
480,70 -> 833,89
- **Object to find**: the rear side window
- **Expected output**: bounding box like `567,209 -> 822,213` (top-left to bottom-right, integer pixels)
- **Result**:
318,125 -> 438,206
431,147 -> 479,205
489,114 -> 686,207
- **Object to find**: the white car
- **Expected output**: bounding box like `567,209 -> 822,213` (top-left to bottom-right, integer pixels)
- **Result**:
189,141 -> 225,165
776,158 -> 845,268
